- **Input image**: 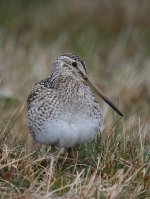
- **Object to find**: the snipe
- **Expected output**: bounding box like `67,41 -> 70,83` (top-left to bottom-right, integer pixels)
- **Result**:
27,53 -> 123,148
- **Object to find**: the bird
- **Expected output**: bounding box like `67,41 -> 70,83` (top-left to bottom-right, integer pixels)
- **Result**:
27,53 -> 123,148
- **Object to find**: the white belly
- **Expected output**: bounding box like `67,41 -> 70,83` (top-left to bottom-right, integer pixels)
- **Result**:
34,115 -> 101,148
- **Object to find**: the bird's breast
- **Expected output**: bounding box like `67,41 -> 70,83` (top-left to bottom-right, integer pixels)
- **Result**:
34,114 -> 101,148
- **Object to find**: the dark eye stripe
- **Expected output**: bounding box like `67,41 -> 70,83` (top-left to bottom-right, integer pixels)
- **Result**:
81,60 -> 86,72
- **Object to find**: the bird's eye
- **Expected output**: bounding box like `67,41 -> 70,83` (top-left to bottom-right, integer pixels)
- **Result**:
72,62 -> 77,67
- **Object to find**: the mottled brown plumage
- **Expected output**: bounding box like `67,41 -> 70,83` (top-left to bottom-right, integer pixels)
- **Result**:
27,53 -> 122,148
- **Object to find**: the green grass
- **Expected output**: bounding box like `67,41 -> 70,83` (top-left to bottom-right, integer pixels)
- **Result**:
0,0 -> 150,198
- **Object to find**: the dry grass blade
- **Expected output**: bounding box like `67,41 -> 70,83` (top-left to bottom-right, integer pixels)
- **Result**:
0,104 -> 25,144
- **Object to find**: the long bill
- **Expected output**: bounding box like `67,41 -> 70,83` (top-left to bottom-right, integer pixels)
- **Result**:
85,76 -> 123,117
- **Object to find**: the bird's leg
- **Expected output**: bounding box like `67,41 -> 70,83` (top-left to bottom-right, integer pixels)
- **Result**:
67,147 -> 75,159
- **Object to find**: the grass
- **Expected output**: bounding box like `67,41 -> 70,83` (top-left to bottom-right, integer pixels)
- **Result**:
0,0 -> 150,198
0,118 -> 150,198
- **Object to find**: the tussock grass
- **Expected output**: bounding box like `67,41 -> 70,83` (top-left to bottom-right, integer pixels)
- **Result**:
0,115 -> 150,198
0,0 -> 150,198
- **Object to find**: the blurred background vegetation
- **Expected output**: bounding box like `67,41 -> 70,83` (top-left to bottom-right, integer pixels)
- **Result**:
0,1 -> 150,198
0,0 -> 150,145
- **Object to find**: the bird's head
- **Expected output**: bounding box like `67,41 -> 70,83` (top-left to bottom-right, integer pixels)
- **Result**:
52,53 -> 87,81
51,53 -> 123,117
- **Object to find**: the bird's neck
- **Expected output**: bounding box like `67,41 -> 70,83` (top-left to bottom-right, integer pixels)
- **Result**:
49,72 -> 83,90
